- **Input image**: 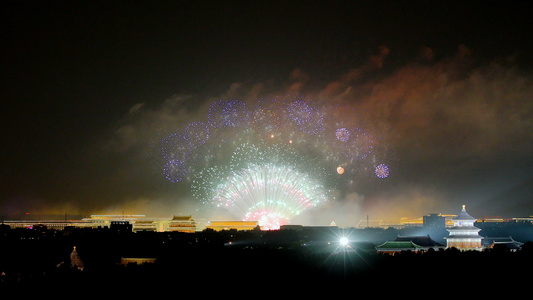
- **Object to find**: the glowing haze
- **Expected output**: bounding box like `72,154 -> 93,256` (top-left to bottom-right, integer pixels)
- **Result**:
2,2 -> 533,224
108,50 -> 533,223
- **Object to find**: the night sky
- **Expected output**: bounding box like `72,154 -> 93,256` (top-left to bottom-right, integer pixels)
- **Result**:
2,0 -> 533,224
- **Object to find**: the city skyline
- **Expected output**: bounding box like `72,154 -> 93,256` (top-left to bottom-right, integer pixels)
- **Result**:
4,204 -> 532,232
2,1 -> 533,224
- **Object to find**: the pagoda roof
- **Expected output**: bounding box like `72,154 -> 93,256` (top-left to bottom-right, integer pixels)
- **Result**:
453,205 -> 476,221
447,226 -> 481,231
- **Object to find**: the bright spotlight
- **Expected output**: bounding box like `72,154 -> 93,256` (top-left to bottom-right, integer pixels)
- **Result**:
339,237 -> 349,246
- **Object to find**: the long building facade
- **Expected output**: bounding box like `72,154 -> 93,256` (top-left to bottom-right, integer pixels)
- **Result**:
2,215 -> 198,233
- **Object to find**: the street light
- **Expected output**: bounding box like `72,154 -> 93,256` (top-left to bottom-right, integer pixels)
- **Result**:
339,237 -> 349,246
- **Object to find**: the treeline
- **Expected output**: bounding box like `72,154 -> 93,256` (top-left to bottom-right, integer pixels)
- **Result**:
1,226 -> 532,292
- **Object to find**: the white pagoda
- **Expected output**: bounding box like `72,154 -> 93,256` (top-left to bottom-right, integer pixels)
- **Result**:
445,205 -> 483,250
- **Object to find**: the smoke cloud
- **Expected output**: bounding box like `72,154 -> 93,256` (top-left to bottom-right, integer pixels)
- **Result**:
28,45 -> 532,223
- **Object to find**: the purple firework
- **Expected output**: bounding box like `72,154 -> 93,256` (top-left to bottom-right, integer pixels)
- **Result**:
184,121 -> 210,148
287,99 -> 324,134
375,164 -> 390,178
335,128 -> 351,142
207,99 -> 249,128
160,132 -> 188,161
164,159 -> 188,182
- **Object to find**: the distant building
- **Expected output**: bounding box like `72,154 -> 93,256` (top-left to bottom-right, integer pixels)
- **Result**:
376,241 -> 422,254
483,237 -> 523,251
111,220 -> 133,233
1,215 -> 199,233
376,235 -> 445,254
132,220 -> 157,232
444,205 -> 483,250
86,215 -> 195,232
1,219 -> 95,230
84,215 -> 146,229
512,217 -> 533,223
357,217 -> 423,229
280,225 -> 305,231
206,220 -> 259,231
168,215 -> 196,233
120,257 -> 157,265
395,235 -> 445,250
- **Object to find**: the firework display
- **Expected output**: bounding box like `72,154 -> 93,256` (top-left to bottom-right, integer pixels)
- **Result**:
183,121 -> 210,148
192,144 -> 332,229
375,163 -> 390,178
207,99 -> 249,128
335,128 -> 351,142
157,95 -> 394,228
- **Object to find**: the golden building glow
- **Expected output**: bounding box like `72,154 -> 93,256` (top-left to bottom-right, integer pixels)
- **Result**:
206,220 -> 259,231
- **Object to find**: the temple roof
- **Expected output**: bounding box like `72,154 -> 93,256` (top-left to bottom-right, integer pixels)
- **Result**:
395,235 -> 445,247
453,205 -> 476,221
483,236 -> 523,248
376,241 -> 421,250
172,215 -> 193,221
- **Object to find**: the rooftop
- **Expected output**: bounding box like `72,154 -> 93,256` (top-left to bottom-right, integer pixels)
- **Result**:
376,241 -> 421,250
172,215 -> 194,221
395,235 -> 445,247
453,205 -> 477,221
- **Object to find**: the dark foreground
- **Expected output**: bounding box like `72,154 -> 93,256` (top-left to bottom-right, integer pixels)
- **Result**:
2,227 -> 533,293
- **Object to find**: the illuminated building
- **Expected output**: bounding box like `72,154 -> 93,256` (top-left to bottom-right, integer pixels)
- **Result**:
86,215 -> 195,232
132,220 -> 157,232
444,205 -> 483,250
479,216 -> 505,223
399,217 -> 423,226
1,219 -> 96,230
83,215 -> 146,229
357,217 -> 423,229
512,217 -> 533,223
1,215 -> 199,232
206,220 -> 259,231
120,257 -> 157,265
440,214 -> 458,227
168,215 -> 197,233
